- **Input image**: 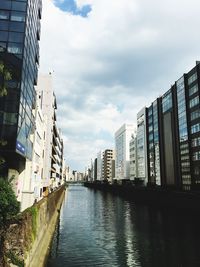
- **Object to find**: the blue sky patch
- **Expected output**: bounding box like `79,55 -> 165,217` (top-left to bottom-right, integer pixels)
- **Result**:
54,0 -> 92,17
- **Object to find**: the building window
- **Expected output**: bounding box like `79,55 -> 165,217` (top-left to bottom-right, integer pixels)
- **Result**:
191,137 -> 200,147
192,151 -> 200,161
189,96 -> 199,109
194,166 -> 200,175
8,42 -> 23,54
191,109 -> 200,121
191,123 -> 200,134
0,42 -> 6,52
188,72 -> 197,85
0,10 -> 9,20
189,84 -> 198,96
11,11 -> 26,22
35,153 -> 40,164
3,112 -> 17,125
162,92 -> 172,113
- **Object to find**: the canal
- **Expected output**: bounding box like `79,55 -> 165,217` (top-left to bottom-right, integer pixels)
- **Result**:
46,184 -> 200,267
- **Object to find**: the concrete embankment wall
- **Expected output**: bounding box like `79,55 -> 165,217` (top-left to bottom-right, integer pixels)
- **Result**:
3,185 -> 66,267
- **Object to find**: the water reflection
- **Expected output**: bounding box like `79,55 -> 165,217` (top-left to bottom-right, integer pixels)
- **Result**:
47,185 -> 200,267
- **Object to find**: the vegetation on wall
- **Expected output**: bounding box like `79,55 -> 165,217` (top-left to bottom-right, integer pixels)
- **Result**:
0,177 -> 20,265
27,206 -> 38,241
0,177 -> 20,227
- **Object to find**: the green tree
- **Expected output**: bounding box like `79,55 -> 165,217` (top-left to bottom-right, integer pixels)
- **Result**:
0,178 -> 20,227
0,178 -> 20,265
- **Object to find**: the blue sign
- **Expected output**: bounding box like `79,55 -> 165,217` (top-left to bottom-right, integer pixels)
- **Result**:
16,141 -> 26,155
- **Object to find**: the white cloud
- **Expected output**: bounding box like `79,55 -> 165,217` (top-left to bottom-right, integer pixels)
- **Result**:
40,0 -> 200,171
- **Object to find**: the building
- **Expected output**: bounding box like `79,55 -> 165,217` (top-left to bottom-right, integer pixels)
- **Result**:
146,99 -> 162,186
36,74 -> 56,190
97,151 -> 104,181
103,149 -> 115,183
146,61 -> 200,191
136,108 -> 148,185
0,0 -> 42,195
94,158 -> 97,181
129,133 -> 137,180
20,87 -> 46,210
115,124 -> 135,181
111,159 -> 115,181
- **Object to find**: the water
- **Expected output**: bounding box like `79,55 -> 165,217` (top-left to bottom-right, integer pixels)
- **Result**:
46,185 -> 200,267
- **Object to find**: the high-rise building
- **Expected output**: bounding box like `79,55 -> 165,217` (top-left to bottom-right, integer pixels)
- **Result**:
129,133 -> 137,180
0,1 -> 42,183
146,99 -> 162,186
136,108 -> 148,184
36,74 -> 64,190
115,124 -> 135,181
103,149 -> 115,183
146,61 -> 200,191
94,158 -> 97,181
97,150 -> 104,181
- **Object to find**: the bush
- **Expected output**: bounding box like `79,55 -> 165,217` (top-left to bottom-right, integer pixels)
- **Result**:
0,178 -> 20,228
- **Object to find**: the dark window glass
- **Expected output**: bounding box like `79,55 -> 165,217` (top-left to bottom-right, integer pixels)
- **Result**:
9,32 -> 24,43
0,31 -> 8,41
9,22 -> 25,32
0,10 -> 9,20
0,42 -> 6,52
8,42 -> 23,54
11,11 -> 26,22
0,21 -> 9,30
0,1 -> 12,10
12,2 -> 26,12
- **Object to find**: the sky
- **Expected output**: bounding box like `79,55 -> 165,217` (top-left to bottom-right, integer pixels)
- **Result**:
40,0 -> 200,172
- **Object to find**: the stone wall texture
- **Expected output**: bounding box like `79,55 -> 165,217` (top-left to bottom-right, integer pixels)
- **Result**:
3,186 -> 66,267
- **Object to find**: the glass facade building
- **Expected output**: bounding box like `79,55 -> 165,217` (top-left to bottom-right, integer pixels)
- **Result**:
147,99 -> 161,186
176,76 -> 191,190
146,61 -> 200,190
136,108 -> 148,184
186,65 -> 200,188
0,0 -> 42,173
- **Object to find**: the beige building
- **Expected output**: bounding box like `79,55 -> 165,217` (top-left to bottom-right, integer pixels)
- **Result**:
103,149 -> 115,183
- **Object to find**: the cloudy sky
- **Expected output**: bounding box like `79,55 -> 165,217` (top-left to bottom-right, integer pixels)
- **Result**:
40,0 -> 200,171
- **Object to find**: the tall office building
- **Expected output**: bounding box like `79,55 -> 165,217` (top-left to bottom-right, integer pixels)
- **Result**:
129,133 -> 137,180
97,150 -> 104,181
136,108 -> 148,184
115,124 -> 135,181
146,61 -> 200,191
0,1 -> 42,181
146,99 -> 162,186
94,158 -> 97,181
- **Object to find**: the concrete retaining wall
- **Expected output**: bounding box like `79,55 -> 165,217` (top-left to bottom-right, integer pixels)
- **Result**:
3,185 -> 66,267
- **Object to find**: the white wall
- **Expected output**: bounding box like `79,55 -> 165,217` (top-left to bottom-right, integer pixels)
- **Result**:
136,107 -> 148,184
115,124 -> 135,180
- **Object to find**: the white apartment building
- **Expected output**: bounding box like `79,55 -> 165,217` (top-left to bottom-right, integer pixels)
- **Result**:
20,87 -> 46,211
115,124 -> 135,180
36,74 -> 55,189
103,149 -> 115,183
136,107 -> 148,184
37,73 -> 64,191
51,125 -> 64,189
97,151 -> 104,181
129,134 -> 137,180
